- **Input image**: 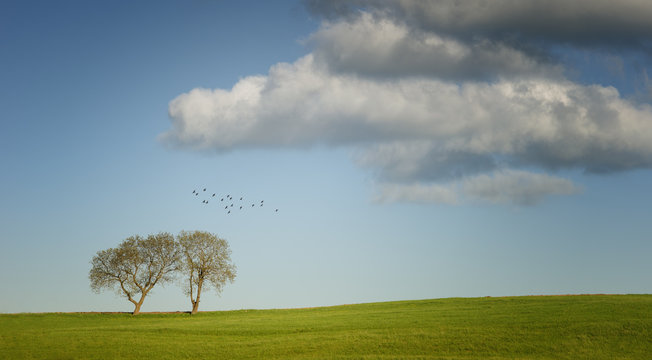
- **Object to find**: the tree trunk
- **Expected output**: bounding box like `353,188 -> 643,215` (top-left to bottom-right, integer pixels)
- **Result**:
133,294 -> 147,315
133,302 -> 142,315
190,280 -> 203,315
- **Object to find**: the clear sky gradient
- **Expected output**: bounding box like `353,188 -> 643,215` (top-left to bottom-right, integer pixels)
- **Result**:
1,0 -> 651,313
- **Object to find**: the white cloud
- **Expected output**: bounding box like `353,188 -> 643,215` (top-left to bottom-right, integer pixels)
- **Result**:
162,54 -> 652,173
164,76 -> 267,150
162,5 -> 652,205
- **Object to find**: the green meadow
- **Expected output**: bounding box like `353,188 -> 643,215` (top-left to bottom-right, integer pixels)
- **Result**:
1,295 -> 650,359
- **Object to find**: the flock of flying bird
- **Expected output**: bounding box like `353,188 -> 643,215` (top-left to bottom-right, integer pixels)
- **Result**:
192,188 -> 278,215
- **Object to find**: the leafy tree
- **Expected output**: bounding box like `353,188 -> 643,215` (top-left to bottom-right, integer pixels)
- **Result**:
177,230 -> 236,314
89,232 -> 180,314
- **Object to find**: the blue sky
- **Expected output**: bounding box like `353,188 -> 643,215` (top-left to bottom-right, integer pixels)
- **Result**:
1,0 -> 651,313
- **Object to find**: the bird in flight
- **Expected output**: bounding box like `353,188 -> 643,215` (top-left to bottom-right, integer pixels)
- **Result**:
191,187 -> 279,215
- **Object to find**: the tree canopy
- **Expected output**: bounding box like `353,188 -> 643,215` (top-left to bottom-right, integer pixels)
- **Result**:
178,230 -> 237,314
89,232 -> 180,314
89,231 -> 236,314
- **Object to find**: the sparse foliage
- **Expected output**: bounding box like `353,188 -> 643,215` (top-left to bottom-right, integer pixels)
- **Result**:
89,232 -> 180,314
177,230 -> 236,314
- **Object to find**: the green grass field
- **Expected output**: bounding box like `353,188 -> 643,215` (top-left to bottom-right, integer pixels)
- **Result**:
1,295 -> 650,359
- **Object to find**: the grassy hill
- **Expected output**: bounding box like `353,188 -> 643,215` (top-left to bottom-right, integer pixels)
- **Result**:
1,295 -> 650,359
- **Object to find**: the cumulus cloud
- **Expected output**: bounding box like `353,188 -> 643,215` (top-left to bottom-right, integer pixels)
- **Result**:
161,1 -> 652,205
162,55 -> 652,170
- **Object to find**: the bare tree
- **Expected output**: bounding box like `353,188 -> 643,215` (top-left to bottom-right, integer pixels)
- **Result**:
89,232 -> 180,315
177,231 -> 236,314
